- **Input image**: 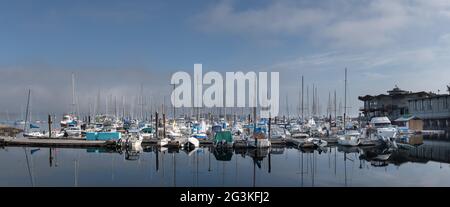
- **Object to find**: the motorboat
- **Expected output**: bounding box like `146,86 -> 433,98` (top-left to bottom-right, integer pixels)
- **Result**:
338,130 -> 362,146
157,138 -> 170,147
140,125 -> 154,139
270,126 -> 286,139
214,131 -> 234,148
60,114 -> 77,128
166,122 -> 183,139
370,117 -> 398,139
246,132 -> 271,148
305,138 -> 328,148
231,122 -> 243,135
64,126 -> 82,137
43,130 -> 65,138
183,137 -> 200,150
122,129 -> 143,151
291,132 -> 309,139
23,131 -> 45,138
191,120 -> 208,139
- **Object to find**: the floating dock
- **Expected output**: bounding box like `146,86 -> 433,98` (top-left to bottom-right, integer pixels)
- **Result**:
1,136 -> 372,150
0,136 -> 116,148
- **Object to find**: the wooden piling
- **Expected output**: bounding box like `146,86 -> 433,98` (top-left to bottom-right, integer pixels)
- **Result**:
48,114 -> 52,138
268,116 -> 272,140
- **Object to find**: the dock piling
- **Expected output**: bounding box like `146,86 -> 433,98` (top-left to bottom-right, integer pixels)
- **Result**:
48,114 -> 52,138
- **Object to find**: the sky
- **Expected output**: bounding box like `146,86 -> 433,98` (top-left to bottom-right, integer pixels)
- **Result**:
1,0 -> 450,119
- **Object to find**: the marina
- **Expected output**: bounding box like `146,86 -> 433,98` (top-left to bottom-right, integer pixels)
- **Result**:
2,1 -> 450,190
1,134 -> 450,187
1,71 -> 449,187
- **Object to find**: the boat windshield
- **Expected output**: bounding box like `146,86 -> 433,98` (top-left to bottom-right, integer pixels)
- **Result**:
373,123 -> 391,128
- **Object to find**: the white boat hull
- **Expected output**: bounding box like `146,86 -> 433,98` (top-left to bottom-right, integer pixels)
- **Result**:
184,137 -> 200,149
377,128 -> 397,139
338,136 -> 361,146
157,138 -> 170,147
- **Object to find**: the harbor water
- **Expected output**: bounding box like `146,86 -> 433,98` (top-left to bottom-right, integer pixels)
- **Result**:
1,135 -> 450,187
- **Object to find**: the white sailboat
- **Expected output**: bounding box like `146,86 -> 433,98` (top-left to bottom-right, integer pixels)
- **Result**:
22,89 -> 45,138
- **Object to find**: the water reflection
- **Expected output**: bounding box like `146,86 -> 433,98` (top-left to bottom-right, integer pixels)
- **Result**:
2,135 -> 450,186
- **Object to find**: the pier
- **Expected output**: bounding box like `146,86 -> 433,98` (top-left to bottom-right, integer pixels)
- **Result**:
0,136 -> 116,148
0,136 -> 307,149
0,136 -> 382,150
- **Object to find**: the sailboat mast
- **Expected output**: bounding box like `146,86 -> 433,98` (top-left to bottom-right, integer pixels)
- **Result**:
122,96 -> 125,118
285,95 -> 289,119
301,75 -> 304,121
24,89 -> 31,132
312,84 -> 315,116
114,96 -> 117,118
344,68 -> 347,130
298,76 -> 300,118
306,86 -> 309,118
334,90 -> 337,122
172,84 -> 176,120
140,84 -> 144,120
72,73 -> 76,115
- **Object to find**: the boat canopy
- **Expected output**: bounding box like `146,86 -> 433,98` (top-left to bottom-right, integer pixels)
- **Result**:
370,117 -> 391,125
140,127 -> 153,133
214,131 -> 233,144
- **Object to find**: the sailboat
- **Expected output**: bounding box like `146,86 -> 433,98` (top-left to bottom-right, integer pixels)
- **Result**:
337,68 -> 361,147
22,89 -> 45,138
61,73 -> 80,128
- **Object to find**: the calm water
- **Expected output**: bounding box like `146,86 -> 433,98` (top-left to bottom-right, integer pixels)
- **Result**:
1,138 -> 450,187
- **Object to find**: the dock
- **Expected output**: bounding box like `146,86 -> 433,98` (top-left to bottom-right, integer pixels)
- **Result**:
1,135 -> 374,151
0,136 -> 116,148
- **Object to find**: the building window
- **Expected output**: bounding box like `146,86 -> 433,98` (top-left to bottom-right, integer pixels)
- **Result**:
421,100 -> 425,111
445,97 -> 449,109
428,99 -> 432,110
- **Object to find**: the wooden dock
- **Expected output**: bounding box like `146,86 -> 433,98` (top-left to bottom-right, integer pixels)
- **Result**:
0,136 -> 116,148
1,136 -> 376,150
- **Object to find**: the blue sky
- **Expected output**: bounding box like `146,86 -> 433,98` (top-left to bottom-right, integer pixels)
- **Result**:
1,0 -> 450,118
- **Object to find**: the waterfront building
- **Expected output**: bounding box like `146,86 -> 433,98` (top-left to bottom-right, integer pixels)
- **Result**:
394,115 -> 424,132
358,86 -> 431,121
408,94 -> 450,131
